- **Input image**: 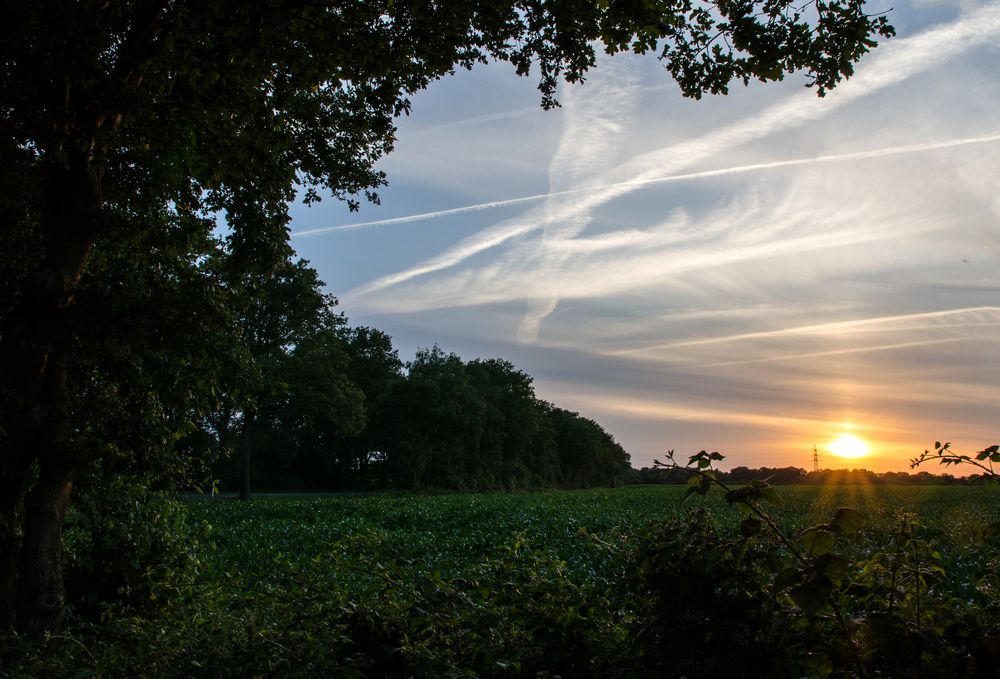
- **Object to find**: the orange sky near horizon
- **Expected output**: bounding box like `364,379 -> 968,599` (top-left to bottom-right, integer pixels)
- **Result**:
550,385 -> 995,475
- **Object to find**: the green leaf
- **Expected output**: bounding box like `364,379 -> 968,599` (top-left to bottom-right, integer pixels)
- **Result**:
688,450 -> 708,466
707,545 -> 731,569
802,528 -> 834,557
758,485 -> 781,506
830,507 -> 864,535
813,554 -> 850,584
798,652 -> 833,678
790,575 -> 833,615
774,566 -> 802,591
739,517 -> 764,537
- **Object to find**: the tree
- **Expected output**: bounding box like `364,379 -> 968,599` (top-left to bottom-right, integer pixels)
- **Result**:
332,326 -> 404,488
549,408 -> 631,487
213,256 -> 364,499
218,321 -> 366,492
466,358 -> 557,488
1,0 -> 892,638
382,346 -> 487,488
0,199 -> 240,638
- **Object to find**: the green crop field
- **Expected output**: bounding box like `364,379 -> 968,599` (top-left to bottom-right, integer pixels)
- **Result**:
18,484 -> 1000,677
191,485 -> 1000,595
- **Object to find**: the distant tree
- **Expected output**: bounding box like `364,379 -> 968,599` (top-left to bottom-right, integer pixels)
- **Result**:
549,408 -> 631,487
744,467 -> 808,485
369,350 -> 623,490
332,327 -> 405,488
382,347 -> 487,488
251,324 -> 366,490
466,358 -> 556,488
209,257 -> 364,499
629,466 -> 681,484
1,0 -> 893,637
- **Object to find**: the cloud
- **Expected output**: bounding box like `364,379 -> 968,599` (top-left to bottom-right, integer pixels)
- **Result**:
342,2 -> 1000,305
693,337 -> 968,368
616,306 -> 1000,354
517,56 -> 641,341
410,106 -> 541,134
351,167 -> 937,313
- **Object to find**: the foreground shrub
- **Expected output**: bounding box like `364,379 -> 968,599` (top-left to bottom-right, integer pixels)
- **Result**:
630,508 -> 839,677
62,477 -> 207,620
636,450 -> 1000,678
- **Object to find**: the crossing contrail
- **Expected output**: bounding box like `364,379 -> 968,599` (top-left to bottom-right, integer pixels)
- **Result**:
341,1 -> 1000,298
292,132 -> 1000,239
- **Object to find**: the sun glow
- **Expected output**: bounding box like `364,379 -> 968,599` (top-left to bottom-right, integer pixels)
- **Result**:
829,434 -> 870,459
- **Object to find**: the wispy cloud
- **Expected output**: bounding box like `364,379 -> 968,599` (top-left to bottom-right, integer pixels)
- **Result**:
693,337 -> 969,368
353,181 -> 932,312
342,2 -> 1000,303
518,56 -> 641,341
615,306 -> 1000,355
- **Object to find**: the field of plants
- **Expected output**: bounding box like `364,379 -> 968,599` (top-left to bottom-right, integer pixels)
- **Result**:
15,483 -> 1000,677
189,484 -> 999,595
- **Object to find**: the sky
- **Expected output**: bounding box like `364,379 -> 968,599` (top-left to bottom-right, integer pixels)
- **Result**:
288,0 -> 1000,474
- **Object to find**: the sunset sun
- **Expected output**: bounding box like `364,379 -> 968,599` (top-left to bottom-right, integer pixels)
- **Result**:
829,434 -> 870,459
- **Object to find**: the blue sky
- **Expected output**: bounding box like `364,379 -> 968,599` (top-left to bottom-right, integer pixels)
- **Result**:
288,0 -> 1000,472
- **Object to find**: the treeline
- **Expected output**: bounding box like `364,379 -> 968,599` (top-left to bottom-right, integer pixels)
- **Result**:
179,249 -> 630,494
211,331 -> 631,492
631,465 -> 973,485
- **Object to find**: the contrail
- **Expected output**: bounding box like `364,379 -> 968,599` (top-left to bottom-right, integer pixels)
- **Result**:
292,132 -> 1000,239
344,2 -> 1000,297
292,193 -> 562,237
568,393 -> 840,429
518,55 -> 642,343
694,337 -> 968,368
612,306 -> 1000,355
413,106 -> 540,134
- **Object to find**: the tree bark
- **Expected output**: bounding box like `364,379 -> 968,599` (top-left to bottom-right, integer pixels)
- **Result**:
0,142 -> 101,639
0,455 -> 29,631
15,345 -> 74,638
238,410 -> 256,501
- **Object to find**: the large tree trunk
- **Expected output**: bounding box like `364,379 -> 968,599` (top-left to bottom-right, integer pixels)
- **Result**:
15,345 -> 74,638
0,452 -> 30,631
0,143 -> 101,639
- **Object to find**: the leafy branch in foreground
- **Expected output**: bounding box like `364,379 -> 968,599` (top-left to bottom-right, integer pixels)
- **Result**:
638,449 -> 999,677
911,441 -> 1000,486
656,451 -> 864,659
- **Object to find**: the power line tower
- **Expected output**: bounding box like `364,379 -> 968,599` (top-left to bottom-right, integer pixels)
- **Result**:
813,444 -> 819,473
